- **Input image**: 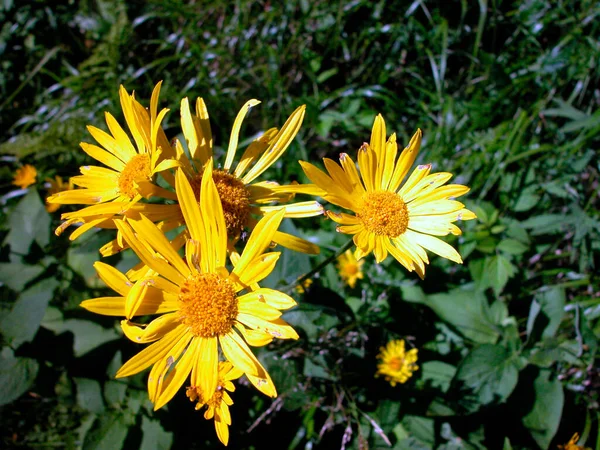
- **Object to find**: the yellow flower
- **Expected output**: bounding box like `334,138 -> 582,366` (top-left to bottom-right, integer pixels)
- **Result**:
337,249 -> 364,288
81,163 -> 299,411
376,339 -> 418,386
48,82 -> 178,241
300,115 -> 476,278
186,361 -> 242,446
13,164 -> 37,189
45,176 -> 73,213
295,278 -> 313,294
558,433 -> 591,450
98,98 -> 323,258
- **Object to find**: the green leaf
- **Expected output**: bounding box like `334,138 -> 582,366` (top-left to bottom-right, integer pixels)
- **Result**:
485,255 -> 517,296
104,381 -> 127,406
74,377 -> 105,414
3,190 -> 51,254
0,347 -> 39,406
400,415 -> 435,447
455,344 -> 519,407
413,289 -> 500,344
522,369 -> 564,449
0,255 -> 47,291
419,361 -> 456,393
140,416 -> 173,450
43,317 -> 119,357
82,412 -> 129,450
497,238 -> 528,255
0,278 -> 58,347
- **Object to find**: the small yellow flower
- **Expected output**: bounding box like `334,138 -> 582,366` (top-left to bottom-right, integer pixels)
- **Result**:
186,361 -> 242,446
376,339 -> 418,386
13,164 -> 37,189
295,278 -> 313,294
558,433 -> 591,450
45,176 -> 73,213
337,249 -> 364,288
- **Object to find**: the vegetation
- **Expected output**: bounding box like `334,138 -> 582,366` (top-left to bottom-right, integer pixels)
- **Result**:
1,0 -> 599,449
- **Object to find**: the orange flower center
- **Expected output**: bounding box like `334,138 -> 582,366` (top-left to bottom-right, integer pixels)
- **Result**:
118,154 -> 151,198
358,191 -> 408,238
190,170 -> 251,238
177,273 -> 238,337
344,263 -> 359,275
388,357 -> 404,371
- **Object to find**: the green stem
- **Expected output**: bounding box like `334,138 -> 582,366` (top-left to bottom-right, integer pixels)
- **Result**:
284,237 -> 354,293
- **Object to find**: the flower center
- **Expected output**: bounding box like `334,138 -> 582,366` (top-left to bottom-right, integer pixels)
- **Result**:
358,191 -> 408,238
190,170 -> 251,238
177,273 -> 238,337
118,154 -> 152,199
388,357 -> 404,371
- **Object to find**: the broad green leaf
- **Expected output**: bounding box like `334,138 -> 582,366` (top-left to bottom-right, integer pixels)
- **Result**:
43,318 -> 119,357
140,416 -> 173,450
537,288 -> 565,339
522,369 -> 564,449
400,415 -> 435,447
455,344 -> 519,407
3,190 -> 51,254
82,412 -> 129,450
497,238 -> 528,255
0,255 -> 46,291
104,381 -> 127,406
419,361 -> 456,393
412,289 -> 500,344
0,347 -> 39,406
0,278 -> 58,347
485,255 -> 517,296
74,377 -> 105,414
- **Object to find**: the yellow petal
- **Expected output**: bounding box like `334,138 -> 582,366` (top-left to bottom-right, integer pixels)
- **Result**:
120,312 -> 180,344
214,416 -> 230,446
237,315 -> 299,340
115,219 -> 185,286
191,337 -> 219,400
273,230 -> 320,255
242,105 -> 306,184
224,99 -> 261,171
80,297 -> 126,316
404,230 -> 463,264
246,369 -> 277,398
116,325 -> 189,378
234,252 -> 280,289
128,216 -> 190,277
388,129 -> 422,192
94,262 -> 132,296
154,337 -> 198,410
232,210 -> 284,277
199,160 -> 228,270
125,278 -> 150,320
219,331 -> 266,378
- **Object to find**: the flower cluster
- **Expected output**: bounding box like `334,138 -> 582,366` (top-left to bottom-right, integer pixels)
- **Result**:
49,82 -> 475,445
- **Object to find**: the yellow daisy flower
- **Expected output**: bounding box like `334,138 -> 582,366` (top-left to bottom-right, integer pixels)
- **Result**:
337,249 -> 364,288
376,339 -> 418,386
45,176 -> 73,213
81,163 -> 298,411
13,164 -> 37,189
299,115 -> 476,278
186,361 -> 242,446
48,82 -> 178,241
98,98 -> 323,258
558,433 -> 591,450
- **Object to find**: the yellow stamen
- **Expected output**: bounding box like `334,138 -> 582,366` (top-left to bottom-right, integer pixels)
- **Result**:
118,154 -> 151,198
191,170 -> 251,238
358,191 -> 408,237
178,273 -> 238,337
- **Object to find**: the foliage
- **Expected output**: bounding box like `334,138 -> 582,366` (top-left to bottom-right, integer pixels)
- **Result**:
1,0 -> 599,449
